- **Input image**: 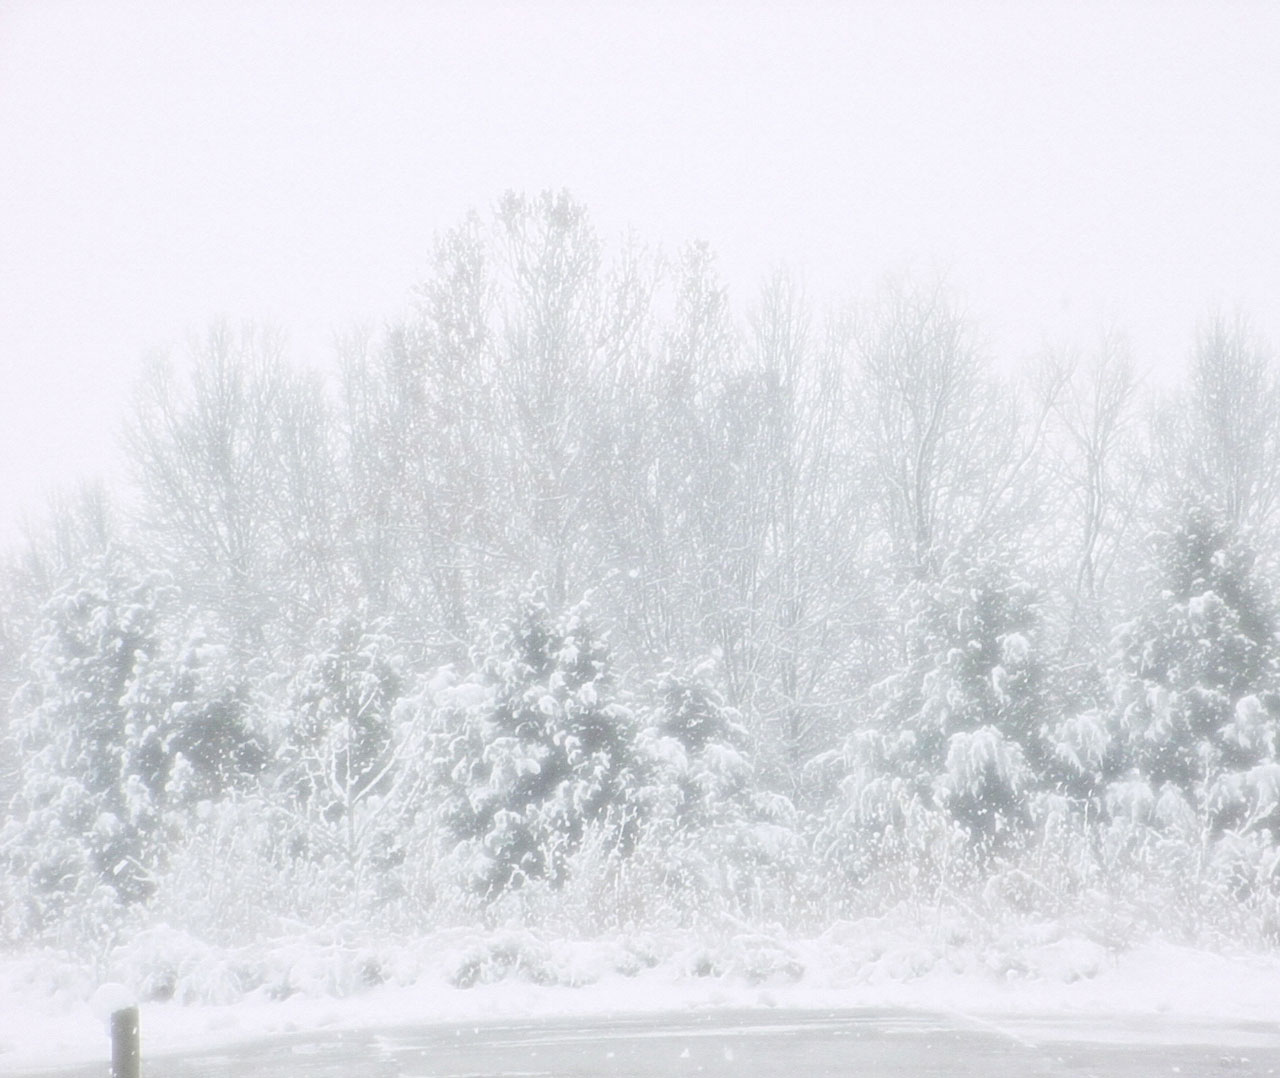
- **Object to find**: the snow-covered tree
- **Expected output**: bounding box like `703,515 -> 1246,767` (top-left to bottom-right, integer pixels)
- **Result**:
0,548 -> 267,938
3,552 -> 172,929
1107,504 -> 1280,832
426,586 -> 636,896
1039,331 -> 1146,668
0,488 -> 119,817
126,324 -> 342,650
831,549 -> 1049,851
122,620 -> 264,809
631,660 -> 800,913
344,191 -> 661,654
1153,315 -> 1280,534
277,612 -> 413,871
854,280 -> 1045,583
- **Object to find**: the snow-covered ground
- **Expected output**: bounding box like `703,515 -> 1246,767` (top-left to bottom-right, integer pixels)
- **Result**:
4,923 -> 1280,1073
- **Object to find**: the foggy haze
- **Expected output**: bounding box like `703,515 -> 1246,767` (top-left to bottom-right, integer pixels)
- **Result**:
4,2 -> 1280,538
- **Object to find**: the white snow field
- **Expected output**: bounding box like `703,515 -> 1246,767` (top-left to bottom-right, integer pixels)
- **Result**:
3,926 -> 1280,1074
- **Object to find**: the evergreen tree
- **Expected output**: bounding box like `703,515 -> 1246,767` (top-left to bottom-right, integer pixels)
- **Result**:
3,551 -> 171,927
632,660 -> 799,906
1108,504 -> 1280,831
123,621 -> 265,808
427,586 -> 635,896
836,549 -> 1049,847
1,550 -> 266,935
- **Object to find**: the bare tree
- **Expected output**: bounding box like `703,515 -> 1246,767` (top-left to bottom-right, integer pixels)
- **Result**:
1037,329 -> 1146,681
609,241 -> 737,663
853,278 -> 1046,584
337,212 -> 498,651
338,193 -> 663,661
1044,333 -> 1143,562
125,323 -> 340,648
1155,313 -> 1280,534
711,274 -> 877,776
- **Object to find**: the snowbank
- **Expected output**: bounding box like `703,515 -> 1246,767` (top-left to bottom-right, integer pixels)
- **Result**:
3,921 -> 1280,1073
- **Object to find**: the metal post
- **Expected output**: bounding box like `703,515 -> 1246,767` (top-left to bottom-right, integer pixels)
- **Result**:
110,1006 -> 140,1078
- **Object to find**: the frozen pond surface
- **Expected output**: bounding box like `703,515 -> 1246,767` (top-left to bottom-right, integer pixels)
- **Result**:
12,1008 -> 1280,1078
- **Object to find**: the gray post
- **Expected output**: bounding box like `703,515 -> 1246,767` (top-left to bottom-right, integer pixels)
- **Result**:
110,1006 -> 140,1078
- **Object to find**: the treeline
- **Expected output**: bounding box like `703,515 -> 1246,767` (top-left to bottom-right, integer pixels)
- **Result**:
4,190 -> 1280,951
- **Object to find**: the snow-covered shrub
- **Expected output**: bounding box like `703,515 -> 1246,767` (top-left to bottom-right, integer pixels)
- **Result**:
445,930 -> 558,988
146,796 -> 294,937
680,932 -> 805,983
818,778 -> 971,914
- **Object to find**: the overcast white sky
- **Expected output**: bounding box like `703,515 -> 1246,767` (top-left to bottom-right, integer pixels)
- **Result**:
3,1 -> 1280,544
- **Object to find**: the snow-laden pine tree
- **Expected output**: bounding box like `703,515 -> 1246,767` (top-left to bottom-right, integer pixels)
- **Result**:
1,550 -> 262,937
425,585 -> 636,897
827,549 -> 1049,865
122,621 -> 264,809
2,551 -> 168,931
1106,503 -> 1280,835
630,659 -> 800,917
